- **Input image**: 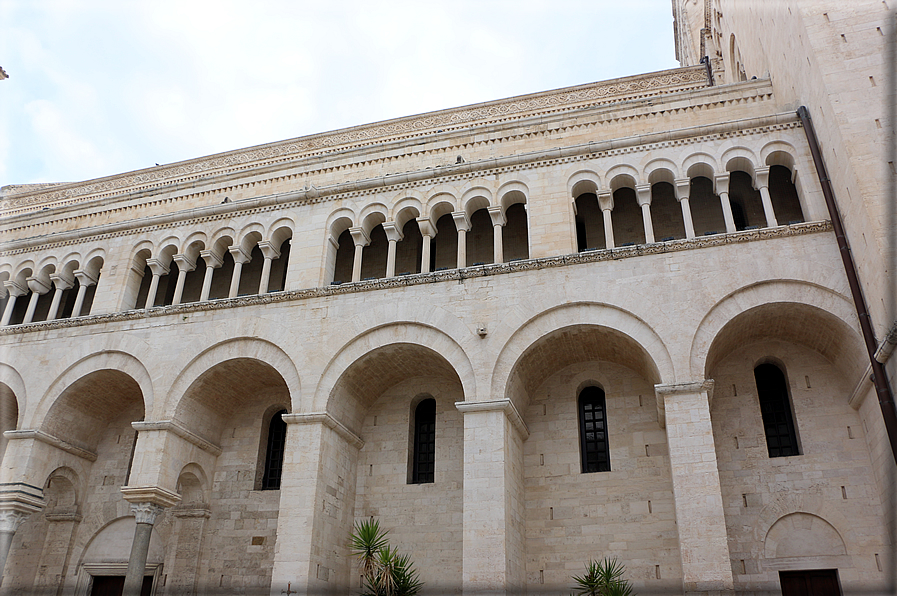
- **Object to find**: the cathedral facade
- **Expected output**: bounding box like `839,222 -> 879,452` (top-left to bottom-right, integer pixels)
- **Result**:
0,1 -> 894,595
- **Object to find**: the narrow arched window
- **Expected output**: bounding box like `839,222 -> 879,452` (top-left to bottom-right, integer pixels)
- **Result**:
579,387 -> 610,473
411,399 -> 436,484
262,409 -> 288,489
755,363 -> 800,457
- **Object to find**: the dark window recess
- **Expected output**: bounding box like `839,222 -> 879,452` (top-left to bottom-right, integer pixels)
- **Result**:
262,409 -> 288,489
779,569 -> 842,596
412,399 -> 436,484
755,363 -> 800,457
579,387 -> 610,473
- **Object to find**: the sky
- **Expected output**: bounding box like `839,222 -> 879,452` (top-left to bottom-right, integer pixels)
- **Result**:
0,1 -> 680,188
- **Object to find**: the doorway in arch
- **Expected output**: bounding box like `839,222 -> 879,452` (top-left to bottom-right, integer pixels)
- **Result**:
89,575 -> 153,596
779,569 -> 841,596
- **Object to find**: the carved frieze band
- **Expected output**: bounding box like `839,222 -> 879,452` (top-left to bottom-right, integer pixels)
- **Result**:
1,67 -> 709,210
0,221 -> 833,337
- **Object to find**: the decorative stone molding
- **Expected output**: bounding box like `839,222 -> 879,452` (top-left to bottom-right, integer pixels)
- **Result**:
0,115 -> 798,252
282,412 -> 364,449
0,66 -> 709,212
120,485 -> 181,510
45,509 -> 82,523
3,429 -> 98,461
172,507 -> 211,519
0,221 -> 834,337
131,420 -> 222,456
654,379 -> 715,429
455,398 -> 529,439
0,482 -> 45,518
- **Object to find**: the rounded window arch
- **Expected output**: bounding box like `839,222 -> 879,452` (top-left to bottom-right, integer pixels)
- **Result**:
754,362 -> 800,457
578,386 -> 610,473
258,407 -> 288,490
409,397 -> 436,484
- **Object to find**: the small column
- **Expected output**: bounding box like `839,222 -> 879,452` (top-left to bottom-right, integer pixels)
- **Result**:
227,247 -> 251,298
487,206 -> 506,264
674,178 -> 696,239
1,282 -> 27,326
714,173 -> 737,233
257,241 -> 281,294
452,212 -> 471,269
418,218 -> 436,273
143,259 -> 169,308
72,270 -> 98,318
349,227 -> 370,283
120,487 -> 180,596
754,167 -> 779,228
456,400 -> 528,596
170,254 -> 196,306
0,484 -> 45,585
655,381 -> 734,595
198,250 -> 223,301
597,191 -> 615,248
381,222 -> 403,278
635,184 -> 655,243
23,277 -> 51,324
47,274 -> 74,321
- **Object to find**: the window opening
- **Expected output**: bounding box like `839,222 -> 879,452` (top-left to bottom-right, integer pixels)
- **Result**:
262,409 -> 288,489
755,363 -> 800,457
411,399 -> 436,484
579,387 -> 610,472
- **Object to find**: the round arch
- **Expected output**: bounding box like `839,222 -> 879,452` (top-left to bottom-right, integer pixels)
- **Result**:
491,302 -> 675,411
689,280 -> 863,380
315,323 -> 475,432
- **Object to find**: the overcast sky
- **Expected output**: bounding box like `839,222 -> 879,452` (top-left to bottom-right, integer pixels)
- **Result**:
0,1 -> 680,187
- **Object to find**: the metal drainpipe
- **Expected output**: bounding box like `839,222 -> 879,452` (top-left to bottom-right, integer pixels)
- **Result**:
701,56 -> 714,86
798,105 -> 897,462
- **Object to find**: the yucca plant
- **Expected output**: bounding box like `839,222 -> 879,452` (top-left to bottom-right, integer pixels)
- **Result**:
349,518 -> 423,596
571,558 -> 633,596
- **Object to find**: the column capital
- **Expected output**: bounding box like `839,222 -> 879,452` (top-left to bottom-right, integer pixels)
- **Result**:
227,246 -> 252,264
597,190 -> 614,211
26,276 -> 52,295
416,217 -> 437,238
754,166 -> 771,189
349,227 -> 371,248
145,258 -> 170,277
673,178 -> 691,201
486,205 -> 506,226
381,221 -> 404,243
257,241 -> 281,260
199,249 -> 224,268
0,510 -> 31,533
129,502 -> 165,525
455,398 -> 529,439
172,254 -> 197,272
50,273 -> 75,291
74,269 -> 99,286
635,184 -> 652,207
451,211 -> 471,232
120,485 -> 181,512
3,280 -> 27,297
714,172 -> 730,194
654,380 -> 715,428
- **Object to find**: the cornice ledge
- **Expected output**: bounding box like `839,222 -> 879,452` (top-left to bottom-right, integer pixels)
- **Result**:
132,420 -> 222,456
455,398 -> 529,439
120,485 -> 182,509
0,220 -> 834,338
281,412 -> 364,449
1,66 -> 709,211
3,429 -> 98,461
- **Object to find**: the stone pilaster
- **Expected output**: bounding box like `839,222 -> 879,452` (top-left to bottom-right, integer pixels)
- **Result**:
456,399 -> 528,596
655,381 -> 734,595
271,412 -> 363,596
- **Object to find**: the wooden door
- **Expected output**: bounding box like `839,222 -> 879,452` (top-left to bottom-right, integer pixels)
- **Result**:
780,569 -> 841,596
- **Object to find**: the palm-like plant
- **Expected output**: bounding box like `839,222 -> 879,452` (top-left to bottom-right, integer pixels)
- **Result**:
349,518 -> 423,596
571,558 -> 633,596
